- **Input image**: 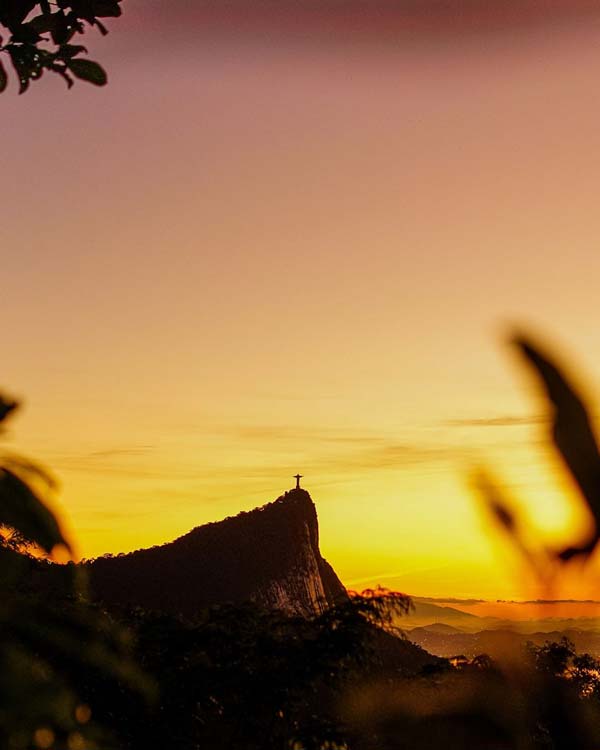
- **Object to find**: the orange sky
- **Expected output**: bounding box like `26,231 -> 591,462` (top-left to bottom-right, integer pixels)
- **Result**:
5,1 -> 600,599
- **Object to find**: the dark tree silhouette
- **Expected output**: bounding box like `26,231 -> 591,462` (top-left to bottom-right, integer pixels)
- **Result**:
0,392 -> 153,749
0,0 -> 121,93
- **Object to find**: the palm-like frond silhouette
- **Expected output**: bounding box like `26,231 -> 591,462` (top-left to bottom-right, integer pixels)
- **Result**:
513,334 -> 600,561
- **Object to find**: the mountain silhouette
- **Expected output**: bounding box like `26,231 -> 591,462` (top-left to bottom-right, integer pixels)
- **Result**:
85,488 -> 347,618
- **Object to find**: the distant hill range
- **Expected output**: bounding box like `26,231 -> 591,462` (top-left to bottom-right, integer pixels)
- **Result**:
407,624 -> 600,659
85,488 -> 347,618
406,600 -> 481,626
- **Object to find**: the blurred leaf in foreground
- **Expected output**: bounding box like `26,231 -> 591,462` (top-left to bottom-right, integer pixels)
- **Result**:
513,334 -> 600,562
0,389 -> 154,748
473,470 -> 548,583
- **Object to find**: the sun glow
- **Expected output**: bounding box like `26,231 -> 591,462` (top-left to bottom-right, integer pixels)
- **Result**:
6,2 -> 600,601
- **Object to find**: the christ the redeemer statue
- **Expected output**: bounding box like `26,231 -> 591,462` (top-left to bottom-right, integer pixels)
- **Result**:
294,474 -> 303,489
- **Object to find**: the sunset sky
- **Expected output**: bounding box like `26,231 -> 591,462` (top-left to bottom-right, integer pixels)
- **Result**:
5,0 -> 600,599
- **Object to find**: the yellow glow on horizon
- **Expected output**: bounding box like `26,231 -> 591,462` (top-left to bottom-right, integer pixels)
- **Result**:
5,10 -> 600,601
12,409 -> 600,601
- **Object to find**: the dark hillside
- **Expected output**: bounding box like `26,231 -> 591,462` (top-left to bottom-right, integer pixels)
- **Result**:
85,488 -> 347,618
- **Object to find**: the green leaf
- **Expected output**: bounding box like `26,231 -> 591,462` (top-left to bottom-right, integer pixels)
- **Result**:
66,58 -> 106,86
0,468 -> 70,554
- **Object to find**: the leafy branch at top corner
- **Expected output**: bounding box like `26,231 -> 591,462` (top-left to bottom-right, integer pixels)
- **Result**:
0,0 -> 122,94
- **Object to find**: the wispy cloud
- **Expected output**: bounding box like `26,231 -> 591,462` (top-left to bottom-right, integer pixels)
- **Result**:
232,426 -> 397,448
444,416 -> 545,428
45,445 -> 159,478
87,446 -> 154,459
329,443 -> 454,470
217,426 -> 460,472
43,426 -> 462,486
416,596 -> 486,605
345,563 -> 458,589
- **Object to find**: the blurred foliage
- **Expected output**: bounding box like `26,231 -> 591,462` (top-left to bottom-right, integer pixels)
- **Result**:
341,644 -> 600,750
513,335 -> 600,562
74,588 -> 431,750
79,596 -> 600,750
452,332 -> 600,750
347,587 -> 413,633
0,0 -> 121,93
0,394 -> 153,749
332,332 -> 600,749
476,334 -> 600,582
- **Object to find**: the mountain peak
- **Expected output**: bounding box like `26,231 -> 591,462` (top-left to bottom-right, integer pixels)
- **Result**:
86,488 -> 347,619
279,486 -> 311,501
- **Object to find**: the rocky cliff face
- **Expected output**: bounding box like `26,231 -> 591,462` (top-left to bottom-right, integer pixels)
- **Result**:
86,488 -> 347,618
